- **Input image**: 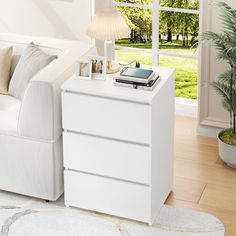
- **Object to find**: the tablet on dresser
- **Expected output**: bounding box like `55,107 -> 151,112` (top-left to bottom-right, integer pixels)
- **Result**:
118,67 -> 155,83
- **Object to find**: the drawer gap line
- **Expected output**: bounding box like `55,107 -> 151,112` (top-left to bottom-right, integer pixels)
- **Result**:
65,169 -> 151,187
64,91 -> 151,106
63,130 -> 150,147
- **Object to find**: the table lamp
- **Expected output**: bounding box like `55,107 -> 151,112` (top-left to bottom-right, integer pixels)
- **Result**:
87,7 -> 131,74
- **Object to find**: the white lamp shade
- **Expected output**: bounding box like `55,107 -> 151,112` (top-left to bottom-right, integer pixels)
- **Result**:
87,7 -> 131,41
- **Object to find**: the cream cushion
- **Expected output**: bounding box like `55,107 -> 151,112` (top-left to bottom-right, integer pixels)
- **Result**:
0,47 -> 13,94
8,42 -> 57,100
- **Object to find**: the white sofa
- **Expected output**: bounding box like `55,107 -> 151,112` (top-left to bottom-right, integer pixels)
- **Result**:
0,33 -> 96,201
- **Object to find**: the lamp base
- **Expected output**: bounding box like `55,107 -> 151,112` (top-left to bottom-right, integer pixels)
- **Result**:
107,61 -> 120,74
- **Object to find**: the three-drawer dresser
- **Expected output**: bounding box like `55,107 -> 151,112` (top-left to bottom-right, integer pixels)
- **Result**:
61,67 -> 175,225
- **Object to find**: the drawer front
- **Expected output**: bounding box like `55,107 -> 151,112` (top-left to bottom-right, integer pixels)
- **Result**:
62,92 -> 151,144
63,132 -> 150,185
64,170 -> 151,223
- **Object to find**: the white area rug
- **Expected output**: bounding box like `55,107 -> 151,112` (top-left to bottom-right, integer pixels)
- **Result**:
0,191 -> 224,236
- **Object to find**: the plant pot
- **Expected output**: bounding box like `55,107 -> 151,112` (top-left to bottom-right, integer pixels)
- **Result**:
218,129 -> 236,168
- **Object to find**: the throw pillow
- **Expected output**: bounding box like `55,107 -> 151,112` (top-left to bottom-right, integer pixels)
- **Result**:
8,42 -> 57,100
0,46 -> 13,95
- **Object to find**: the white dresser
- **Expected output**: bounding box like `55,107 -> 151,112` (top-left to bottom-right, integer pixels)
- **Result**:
61,67 -> 175,224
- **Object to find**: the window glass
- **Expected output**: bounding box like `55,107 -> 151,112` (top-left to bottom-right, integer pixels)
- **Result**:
159,56 -> 198,99
116,6 -> 152,51
160,0 -> 199,10
159,11 -> 199,55
115,50 -> 152,65
114,0 -> 152,5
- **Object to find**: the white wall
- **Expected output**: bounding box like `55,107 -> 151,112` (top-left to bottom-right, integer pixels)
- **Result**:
0,0 -> 111,53
198,0 -> 236,137
0,0 -> 106,43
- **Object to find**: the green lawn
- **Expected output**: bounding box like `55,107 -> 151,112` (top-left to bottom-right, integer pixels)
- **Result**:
116,39 -> 198,54
116,40 -> 198,99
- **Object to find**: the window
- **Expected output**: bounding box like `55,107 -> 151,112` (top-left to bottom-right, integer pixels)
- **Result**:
113,0 -> 200,99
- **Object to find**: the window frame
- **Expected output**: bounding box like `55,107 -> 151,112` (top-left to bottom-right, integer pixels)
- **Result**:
113,0 -> 201,65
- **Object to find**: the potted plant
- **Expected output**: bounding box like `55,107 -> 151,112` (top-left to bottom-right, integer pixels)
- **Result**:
202,2 -> 236,167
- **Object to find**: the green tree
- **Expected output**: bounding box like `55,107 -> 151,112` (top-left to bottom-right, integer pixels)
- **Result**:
159,0 -> 176,42
116,0 -> 152,43
116,0 -> 199,46
160,0 -> 199,46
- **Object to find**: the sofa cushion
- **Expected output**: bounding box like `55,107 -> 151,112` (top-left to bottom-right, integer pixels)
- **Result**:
8,42 -> 57,100
0,46 -> 13,94
0,95 -> 21,134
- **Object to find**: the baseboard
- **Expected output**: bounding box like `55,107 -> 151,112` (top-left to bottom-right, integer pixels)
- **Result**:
175,97 -> 198,118
196,124 -> 222,138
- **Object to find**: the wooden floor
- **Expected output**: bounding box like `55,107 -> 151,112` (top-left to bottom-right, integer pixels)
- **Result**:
166,116 -> 236,236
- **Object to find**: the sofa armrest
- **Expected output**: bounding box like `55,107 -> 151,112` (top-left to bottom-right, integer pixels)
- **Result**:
18,46 -> 97,140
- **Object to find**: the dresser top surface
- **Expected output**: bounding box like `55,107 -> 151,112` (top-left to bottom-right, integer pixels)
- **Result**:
62,67 -> 175,104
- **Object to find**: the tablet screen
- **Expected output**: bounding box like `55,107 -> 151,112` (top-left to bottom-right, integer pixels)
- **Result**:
120,68 -> 153,79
